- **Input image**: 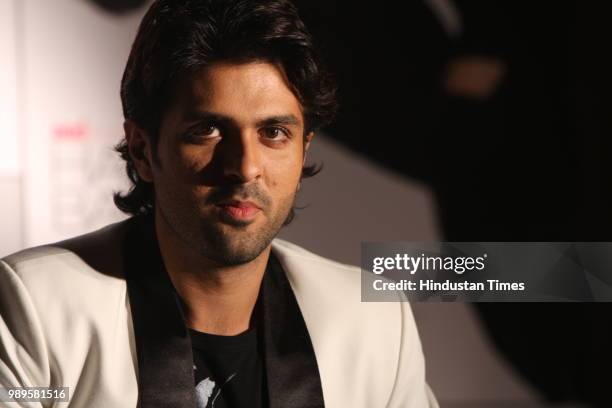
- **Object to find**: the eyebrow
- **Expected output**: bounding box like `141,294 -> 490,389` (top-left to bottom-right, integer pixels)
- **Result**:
183,110 -> 301,128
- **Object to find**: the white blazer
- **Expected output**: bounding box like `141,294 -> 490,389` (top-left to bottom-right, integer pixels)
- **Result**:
0,220 -> 437,407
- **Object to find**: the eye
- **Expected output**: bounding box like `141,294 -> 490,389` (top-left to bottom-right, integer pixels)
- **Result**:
200,124 -> 221,138
184,124 -> 221,143
261,126 -> 290,141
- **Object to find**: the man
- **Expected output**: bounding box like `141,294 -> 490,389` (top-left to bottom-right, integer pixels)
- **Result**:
0,0 -> 437,407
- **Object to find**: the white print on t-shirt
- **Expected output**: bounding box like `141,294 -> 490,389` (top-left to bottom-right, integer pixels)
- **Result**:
195,373 -> 237,408
195,378 -> 215,407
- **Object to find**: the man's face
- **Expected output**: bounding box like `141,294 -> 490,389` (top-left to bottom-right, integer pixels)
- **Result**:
141,61 -> 311,265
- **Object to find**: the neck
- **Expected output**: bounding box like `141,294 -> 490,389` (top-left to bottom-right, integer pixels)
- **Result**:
154,210 -> 269,336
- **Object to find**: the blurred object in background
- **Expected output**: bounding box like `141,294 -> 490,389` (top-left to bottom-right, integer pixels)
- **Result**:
444,55 -> 506,100
88,0 -> 148,14
294,0 -> 612,407
0,0 -> 22,256
279,134 -> 440,264
0,0 -> 152,252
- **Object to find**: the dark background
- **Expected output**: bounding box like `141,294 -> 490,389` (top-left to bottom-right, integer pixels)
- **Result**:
293,1 -> 612,406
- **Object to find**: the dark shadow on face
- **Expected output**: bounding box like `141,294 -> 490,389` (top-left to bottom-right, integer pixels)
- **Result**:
151,61 -> 308,265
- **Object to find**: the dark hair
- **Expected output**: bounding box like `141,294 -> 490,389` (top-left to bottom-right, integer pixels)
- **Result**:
114,0 -> 338,219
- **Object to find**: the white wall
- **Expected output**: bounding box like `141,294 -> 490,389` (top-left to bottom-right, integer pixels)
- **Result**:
0,0 -> 22,255
18,0 -> 151,246
0,0 -> 19,176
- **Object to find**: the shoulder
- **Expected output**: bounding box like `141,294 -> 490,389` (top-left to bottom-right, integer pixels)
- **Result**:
270,238 -> 364,291
0,220 -> 139,403
271,238 -> 357,270
270,238 -> 389,317
271,237 -> 404,304
271,238 -> 434,407
2,218 -> 132,285
0,219 -> 133,347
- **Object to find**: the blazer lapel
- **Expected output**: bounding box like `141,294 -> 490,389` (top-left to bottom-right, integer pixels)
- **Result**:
124,216 -> 197,408
261,253 -> 325,408
123,215 -> 324,407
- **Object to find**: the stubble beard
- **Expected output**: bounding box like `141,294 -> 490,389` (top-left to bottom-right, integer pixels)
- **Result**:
157,188 -> 297,266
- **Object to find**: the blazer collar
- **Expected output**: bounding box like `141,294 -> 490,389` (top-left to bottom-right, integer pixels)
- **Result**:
260,252 -> 325,408
124,215 -> 196,408
124,215 -> 324,408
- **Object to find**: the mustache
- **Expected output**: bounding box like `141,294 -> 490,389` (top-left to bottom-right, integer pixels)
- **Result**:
205,184 -> 271,208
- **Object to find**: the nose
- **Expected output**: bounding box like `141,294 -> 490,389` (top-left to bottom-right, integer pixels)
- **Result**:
221,131 -> 262,183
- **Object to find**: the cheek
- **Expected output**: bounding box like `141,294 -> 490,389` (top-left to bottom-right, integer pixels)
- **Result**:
158,144 -> 213,182
266,150 -> 303,193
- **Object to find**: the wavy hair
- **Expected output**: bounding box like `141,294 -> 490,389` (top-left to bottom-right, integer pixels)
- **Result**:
114,0 -> 338,223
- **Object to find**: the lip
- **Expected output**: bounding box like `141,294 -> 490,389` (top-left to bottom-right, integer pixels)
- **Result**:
216,200 -> 261,223
218,200 -> 262,210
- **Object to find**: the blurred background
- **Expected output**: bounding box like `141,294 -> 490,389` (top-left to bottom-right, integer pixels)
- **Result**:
1,0 -> 611,406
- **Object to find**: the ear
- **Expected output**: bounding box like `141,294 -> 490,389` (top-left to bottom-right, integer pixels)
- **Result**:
303,131 -> 314,165
124,120 -> 154,182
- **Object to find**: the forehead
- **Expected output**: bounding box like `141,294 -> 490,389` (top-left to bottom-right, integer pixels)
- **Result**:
173,61 -> 304,124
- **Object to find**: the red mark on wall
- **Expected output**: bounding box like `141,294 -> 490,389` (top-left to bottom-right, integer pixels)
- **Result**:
53,123 -> 90,140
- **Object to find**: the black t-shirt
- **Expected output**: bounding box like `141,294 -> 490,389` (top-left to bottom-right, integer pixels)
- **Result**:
190,324 -> 266,408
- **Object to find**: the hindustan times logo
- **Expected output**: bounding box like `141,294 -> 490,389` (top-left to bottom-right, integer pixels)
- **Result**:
372,253 -> 488,275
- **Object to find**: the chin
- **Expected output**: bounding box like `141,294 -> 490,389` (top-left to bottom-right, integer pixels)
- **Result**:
203,240 -> 267,265
199,224 -> 274,265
